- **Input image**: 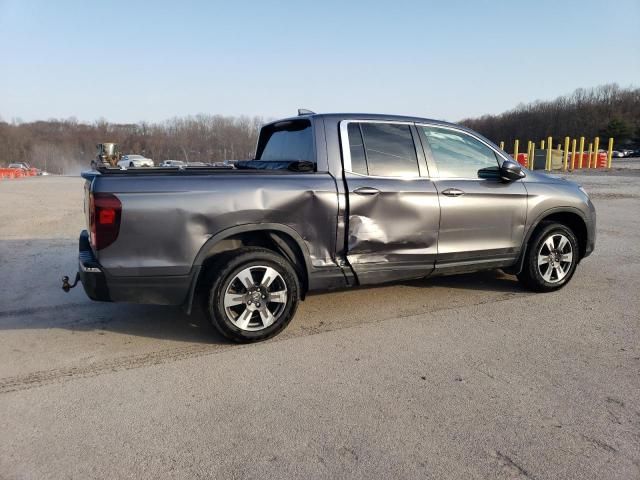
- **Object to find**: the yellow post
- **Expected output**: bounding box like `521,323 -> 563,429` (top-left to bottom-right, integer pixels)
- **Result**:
499,141 -> 504,150
530,142 -> 535,170
527,141 -> 532,168
541,139 -> 545,150
513,139 -> 519,162
607,137 -> 614,168
593,137 -> 600,168
570,138 -> 577,169
563,136 -> 570,171
546,136 -> 552,170
557,143 -> 561,152
587,142 -> 593,169
578,136 -> 585,168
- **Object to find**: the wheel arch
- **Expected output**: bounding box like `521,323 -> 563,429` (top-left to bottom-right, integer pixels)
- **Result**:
511,207 -> 588,275
183,223 -> 311,314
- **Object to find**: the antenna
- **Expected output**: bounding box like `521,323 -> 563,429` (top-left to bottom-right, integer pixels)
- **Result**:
297,108 -> 316,116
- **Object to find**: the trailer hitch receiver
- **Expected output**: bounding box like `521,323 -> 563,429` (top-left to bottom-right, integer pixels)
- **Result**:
62,273 -> 80,292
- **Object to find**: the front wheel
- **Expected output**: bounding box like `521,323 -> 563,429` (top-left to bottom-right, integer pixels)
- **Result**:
518,223 -> 579,292
206,248 -> 300,343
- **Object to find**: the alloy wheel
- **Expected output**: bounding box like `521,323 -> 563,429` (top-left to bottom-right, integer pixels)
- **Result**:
223,265 -> 288,331
537,233 -> 573,283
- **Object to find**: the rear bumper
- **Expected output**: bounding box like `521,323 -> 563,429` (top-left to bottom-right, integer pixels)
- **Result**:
78,230 -> 111,302
77,229 -> 192,306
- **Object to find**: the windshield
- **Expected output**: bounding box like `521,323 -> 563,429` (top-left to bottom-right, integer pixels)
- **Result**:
255,120 -> 313,162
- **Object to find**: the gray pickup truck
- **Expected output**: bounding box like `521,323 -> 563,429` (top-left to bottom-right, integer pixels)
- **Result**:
71,112 -> 596,342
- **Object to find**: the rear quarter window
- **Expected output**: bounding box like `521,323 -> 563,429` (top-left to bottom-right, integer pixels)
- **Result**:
256,120 -> 314,162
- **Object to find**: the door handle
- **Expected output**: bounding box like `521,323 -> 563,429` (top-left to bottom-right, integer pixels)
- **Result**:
354,187 -> 380,195
441,188 -> 465,197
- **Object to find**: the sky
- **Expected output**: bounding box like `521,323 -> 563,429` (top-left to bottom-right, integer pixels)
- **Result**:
0,0 -> 638,124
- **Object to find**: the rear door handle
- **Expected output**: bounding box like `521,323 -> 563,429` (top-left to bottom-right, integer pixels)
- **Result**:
441,188 -> 465,197
354,187 -> 380,195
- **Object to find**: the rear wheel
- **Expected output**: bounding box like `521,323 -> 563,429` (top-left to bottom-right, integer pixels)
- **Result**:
518,223 -> 579,292
206,248 -> 300,343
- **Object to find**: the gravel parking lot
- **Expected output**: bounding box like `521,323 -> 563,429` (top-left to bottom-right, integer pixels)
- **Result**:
0,166 -> 639,479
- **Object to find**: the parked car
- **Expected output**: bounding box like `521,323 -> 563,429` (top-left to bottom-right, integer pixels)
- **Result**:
621,149 -> 634,158
8,163 -> 28,170
612,150 -> 625,158
8,162 -> 40,175
159,160 -> 187,167
117,154 -> 154,168
70,112 -> 596,343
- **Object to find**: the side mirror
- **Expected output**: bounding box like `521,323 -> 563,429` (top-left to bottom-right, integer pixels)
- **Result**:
500,160 -> 526,182
477,165 -> 500,180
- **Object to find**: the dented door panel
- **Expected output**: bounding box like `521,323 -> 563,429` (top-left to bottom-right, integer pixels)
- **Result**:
345,174 -> 440,284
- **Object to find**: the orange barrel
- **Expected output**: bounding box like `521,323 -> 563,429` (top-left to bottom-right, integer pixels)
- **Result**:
516,153 -> 528,167
576,152 -> 589,168
569,153 -> 580,168
596,152 -> 608,168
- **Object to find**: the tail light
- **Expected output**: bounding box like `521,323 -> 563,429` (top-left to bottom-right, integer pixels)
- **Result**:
89,193 -> 122,250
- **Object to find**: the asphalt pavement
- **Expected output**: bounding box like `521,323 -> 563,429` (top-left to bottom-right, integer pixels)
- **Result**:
0,169 -> 638,479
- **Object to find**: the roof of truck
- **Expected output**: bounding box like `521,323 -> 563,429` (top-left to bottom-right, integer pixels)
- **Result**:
265,112 -> 462,129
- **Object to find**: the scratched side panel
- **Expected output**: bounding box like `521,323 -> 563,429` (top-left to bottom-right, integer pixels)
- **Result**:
93,173 -> 339,277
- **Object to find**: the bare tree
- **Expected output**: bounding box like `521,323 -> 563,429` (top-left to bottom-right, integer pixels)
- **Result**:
0,114 -> 265,171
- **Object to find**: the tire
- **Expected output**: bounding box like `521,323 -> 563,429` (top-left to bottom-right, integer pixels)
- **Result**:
205,247 -> 300,343
517,222 -> 579,292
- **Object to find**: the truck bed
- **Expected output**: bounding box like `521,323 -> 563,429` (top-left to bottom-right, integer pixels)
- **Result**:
85,160 -> 315,178
82,168 -> 342,299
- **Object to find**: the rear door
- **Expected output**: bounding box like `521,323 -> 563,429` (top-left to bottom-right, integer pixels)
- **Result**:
341,120 -> 440,284
417,124 -> 527,271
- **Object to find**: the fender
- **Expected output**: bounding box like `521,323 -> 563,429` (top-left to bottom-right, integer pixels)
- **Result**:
182,223 -> 314,314
508,206 -> 588,275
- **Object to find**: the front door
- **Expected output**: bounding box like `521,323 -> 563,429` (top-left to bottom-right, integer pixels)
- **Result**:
341,121 -> 441,284
417,124 -> 527,272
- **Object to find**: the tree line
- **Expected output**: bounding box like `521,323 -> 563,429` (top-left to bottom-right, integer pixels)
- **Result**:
460,84 -> 640,151
1,83 -> 638,173
0,115 -> 264,174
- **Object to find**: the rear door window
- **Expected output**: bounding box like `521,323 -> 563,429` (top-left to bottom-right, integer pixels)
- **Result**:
347,122 -> 419,177
347,123 -> 368,175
